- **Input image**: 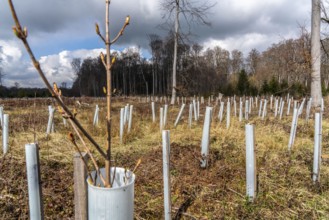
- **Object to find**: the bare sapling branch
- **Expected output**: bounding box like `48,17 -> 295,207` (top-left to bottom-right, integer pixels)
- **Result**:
110,16 -> 130,45
95,23 -> 106,43
55,87 -> 106,186
8,0 -> 107,159
68,132 -> 94,183
100,52 -> 107,68
67,119 -> 106,186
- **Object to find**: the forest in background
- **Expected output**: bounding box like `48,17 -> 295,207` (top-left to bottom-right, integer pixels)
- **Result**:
1,28 -> 329,98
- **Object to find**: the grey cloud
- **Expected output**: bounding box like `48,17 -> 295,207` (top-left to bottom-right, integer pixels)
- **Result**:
1,0 -> 312,54
0,0 -> 317,88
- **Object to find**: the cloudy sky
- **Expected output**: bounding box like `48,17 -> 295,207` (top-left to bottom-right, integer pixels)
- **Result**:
0,0 -> 312,87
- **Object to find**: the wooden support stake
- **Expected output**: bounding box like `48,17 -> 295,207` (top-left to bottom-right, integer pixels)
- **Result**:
74,152 -> 89,220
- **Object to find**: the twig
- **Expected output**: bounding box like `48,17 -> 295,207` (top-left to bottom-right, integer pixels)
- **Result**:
67,119 -> 105,186
33,92 -> 36,142
110,16 -> 130,45
227,187 -> 245,199
68,133 -> 94,183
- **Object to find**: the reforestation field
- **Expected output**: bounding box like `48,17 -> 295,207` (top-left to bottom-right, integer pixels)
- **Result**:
1,96 -> 329,219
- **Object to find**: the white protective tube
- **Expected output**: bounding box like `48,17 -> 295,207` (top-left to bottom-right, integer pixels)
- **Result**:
174,104 -> 185,127
245,124 -> 257,201
3,114 -> 9,154
312,113 -> 322,182
25,143 -> 44,220
201,107 -> 213,168
162,130 -> 172,220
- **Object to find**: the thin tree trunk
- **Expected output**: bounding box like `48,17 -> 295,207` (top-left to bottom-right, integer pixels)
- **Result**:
170,0 -> 179,104
152,65 -> 155,96
311,0 -> 322,109
105,0 -> 112,187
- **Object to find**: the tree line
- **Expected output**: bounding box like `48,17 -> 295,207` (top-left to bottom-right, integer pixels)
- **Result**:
69,29 -> 329,98
1,30 -> 329,99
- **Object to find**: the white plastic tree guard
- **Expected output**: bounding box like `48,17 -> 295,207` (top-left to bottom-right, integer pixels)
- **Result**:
245,100 -> 249,120
163,104 -> 168,128
46,106 -> 55,134
87,167 -> 135,220
306,98 -> 312,122
174,104 -> 185,127
278,98 -> 282,115
25,143 -> 44,220
261,99 -> 267,120
201,107 -> 213,168
124,105 -> 129,125
63,118 -> 67,127
93,105 -> 100,126
0,106 -> 3,126
258,99 -> 263,117
288,108 -> 299,150
189,103 -> 193,128
279,101 -> 284,120
160,107 -> 164,131
128,105 -> 133,133
197,101 -> 200,119
226,101 -> 230,129
193,100 -> 197,121
270,95 -> 273,110
3,114 -> 9,154
218,102 -> 224,122
239,100 -> 243,122
287,98 -> 291,116
234,99 -> 237,117
274,99 -> 278,117
152,102 -> 156,123
313,113 -> 322,182
162,130 -> 172,220
293,100 -> 297,111
120,108 -> 124,143
245,124 -> 257,201
298,98 -> 306,116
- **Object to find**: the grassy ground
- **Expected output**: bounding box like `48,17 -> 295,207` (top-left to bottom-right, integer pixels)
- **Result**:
0,96 -> 329,219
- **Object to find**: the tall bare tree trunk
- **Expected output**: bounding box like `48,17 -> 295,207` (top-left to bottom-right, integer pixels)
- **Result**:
170,0 -> 179,104
152,66 -> 155,96
311,0 -> 322,109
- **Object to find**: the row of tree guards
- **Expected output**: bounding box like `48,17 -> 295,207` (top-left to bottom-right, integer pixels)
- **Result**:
0,92 -> 324,219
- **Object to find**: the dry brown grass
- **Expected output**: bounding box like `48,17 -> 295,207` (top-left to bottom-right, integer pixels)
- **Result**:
1,97 -> 329,219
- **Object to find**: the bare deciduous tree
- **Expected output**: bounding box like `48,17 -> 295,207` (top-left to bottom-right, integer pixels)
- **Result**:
71,58 -> 81,95
161,0 -> 215,104
0,47 -> 5,87
0,67 -> 4,87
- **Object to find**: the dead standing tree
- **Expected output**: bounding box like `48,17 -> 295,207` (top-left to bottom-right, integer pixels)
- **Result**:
160,0 -> 215,104
8,0 -> 130,187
